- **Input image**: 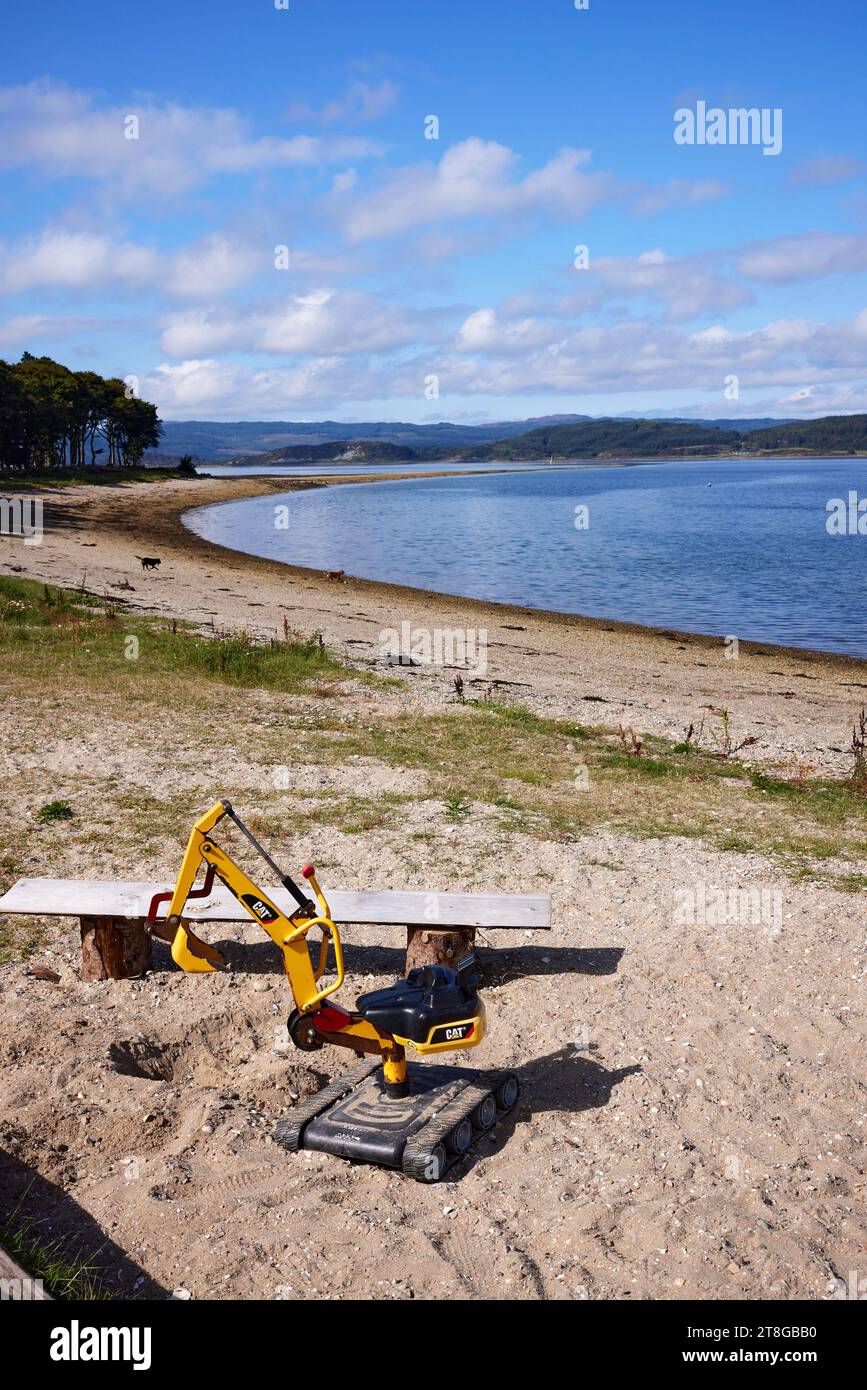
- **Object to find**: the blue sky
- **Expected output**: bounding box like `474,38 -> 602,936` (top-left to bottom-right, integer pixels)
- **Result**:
1,0 -> 866,422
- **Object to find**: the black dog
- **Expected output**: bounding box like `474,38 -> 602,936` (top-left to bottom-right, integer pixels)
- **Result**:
136,556 -> 161,571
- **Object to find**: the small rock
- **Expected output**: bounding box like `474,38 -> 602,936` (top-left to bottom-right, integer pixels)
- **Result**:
172,1287 -> 192,1300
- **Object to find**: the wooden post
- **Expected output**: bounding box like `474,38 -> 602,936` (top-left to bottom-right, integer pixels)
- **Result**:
80,916 -> 151,981
405,925 -> 475,974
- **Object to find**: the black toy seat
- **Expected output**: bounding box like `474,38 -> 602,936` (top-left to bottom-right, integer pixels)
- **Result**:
355,958 -> 479,1044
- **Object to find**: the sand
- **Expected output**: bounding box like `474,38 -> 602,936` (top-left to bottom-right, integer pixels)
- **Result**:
0,474 -> 864,1302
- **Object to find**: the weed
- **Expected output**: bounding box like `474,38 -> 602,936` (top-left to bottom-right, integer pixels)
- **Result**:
0,1206 -> 112,1300
848,707 -> 867,793
37,800 -> 74,823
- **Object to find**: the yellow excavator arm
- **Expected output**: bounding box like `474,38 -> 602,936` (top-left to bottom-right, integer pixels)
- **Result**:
146,799 -> 343,1011
148,799 -> 487,1102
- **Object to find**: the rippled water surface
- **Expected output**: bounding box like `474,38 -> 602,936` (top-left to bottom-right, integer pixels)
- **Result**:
185,458 -> 867,656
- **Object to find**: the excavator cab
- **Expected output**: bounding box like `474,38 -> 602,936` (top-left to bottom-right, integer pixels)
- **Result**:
356,957 -> 483,1050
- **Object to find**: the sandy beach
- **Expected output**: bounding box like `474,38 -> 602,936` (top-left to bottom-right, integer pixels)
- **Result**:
8,473 -> 867,772
0,473 -> 865,1302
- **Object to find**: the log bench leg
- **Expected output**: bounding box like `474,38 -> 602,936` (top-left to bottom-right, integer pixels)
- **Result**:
405,925 -> 475,972
80,916 -> 151,981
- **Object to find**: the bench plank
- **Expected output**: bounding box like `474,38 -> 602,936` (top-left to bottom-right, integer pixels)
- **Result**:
0,878 -> 550,931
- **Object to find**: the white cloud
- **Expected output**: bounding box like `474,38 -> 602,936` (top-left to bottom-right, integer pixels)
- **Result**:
788,155 -> 866,188
631,178 -> 730,217
425,308 -> 867,398
0,82 -> 384,197
0,222 -> 376,301
159,288 -> 420,357
286,79 -> 399,126
337,139 -> 730,245
456,307 -> 564,355
0,228 -> 266,298
590,248 -> 750,321
737,232 -> 867,283
0,230 -> 158,293
137,306 -> 867,415
775,382 -> 867,412
162,234 -> 264,298
341,139 -> 623,242
0,312 -> 112,352
142,356 -> 386,415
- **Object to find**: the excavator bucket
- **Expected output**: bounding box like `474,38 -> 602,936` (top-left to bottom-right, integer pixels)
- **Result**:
170,919 -> 226,973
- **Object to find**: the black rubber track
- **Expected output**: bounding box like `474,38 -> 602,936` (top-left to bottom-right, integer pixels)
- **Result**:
273,1056 -> 382,1153
402,1070 -> 520,1182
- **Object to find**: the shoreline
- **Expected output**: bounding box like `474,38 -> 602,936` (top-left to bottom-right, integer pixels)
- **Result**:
199,447 -> 867,470
3,472 -> 866,771
182,472 -> 867,669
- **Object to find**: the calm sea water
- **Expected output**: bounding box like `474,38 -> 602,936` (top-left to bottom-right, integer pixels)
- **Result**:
197,459 -> 552,478
184,458 -> 867,656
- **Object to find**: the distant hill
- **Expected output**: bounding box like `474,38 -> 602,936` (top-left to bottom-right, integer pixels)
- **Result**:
479,418 -> 742,460
746,415 -> 867,453
625,416 -> 795,432
470,413 -> 867,461
244,439 -> 427,465
147,412 -> 867,465
150,415 -> 593,461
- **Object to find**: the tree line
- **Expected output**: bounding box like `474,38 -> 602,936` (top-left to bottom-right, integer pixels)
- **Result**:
0,353 -> 161,471
479,413 -> 867,461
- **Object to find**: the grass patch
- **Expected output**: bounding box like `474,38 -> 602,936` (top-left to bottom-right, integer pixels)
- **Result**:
3,580 -> 866,892
0,575 -> 350,693
289,698 -> 867,883
0,919 -> 47,966
0,1208 -> 112,1300
0,466 -> 196,489
247,792 -> 410,839
37,800 -> 74,823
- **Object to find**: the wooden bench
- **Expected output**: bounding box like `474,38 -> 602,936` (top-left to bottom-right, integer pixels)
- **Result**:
0,877 -> 551,980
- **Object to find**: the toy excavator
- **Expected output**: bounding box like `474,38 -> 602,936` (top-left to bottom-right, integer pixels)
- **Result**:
146,800 -> 519,1181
